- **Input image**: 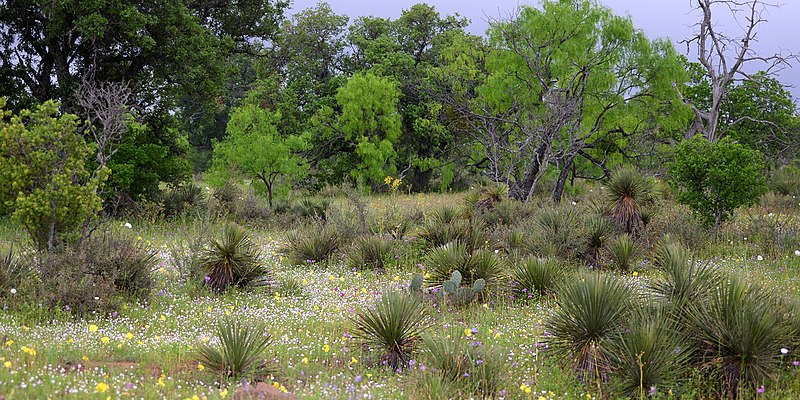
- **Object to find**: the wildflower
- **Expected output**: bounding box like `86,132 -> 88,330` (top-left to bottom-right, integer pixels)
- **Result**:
782,348 -> 789,355
538,396 -> 546,400
351,357 -> 357,364
757,385 -> 765,394
126,332 -> 133,340
124,222 -> 132,229
5,340 -> 11,347
323,344 -> 330,353
157,374 -> 166,387
301,357 -> 308,364
197,363 -> 205,371
464,328 -> 473,337
89,324 -> 98,333
793,360 -> 799,367
519,383 -> 531,394
795,250 -> 800,256
9,288 -> 16,294
219,388 -> 228,398
95,382 -> 109,393
101,336 -> 110,344
757,255 -> 764,261
355,375 -> 362,383
3,361 -> 10,368
632,271 -> 639,277
21,346 -> 36,356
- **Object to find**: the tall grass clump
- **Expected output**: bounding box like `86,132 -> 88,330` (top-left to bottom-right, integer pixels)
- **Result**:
584,215 -> 615,267
684,275 -> 794,397
524,205 -> 584,260
196,318 -> 272,378
196,224 -> 267,292
511,257 -> 567,299
548,272 -> 634,382
352,291 -> 428,370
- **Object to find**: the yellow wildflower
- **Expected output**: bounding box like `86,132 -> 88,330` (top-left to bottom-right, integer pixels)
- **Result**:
4,361 -> 11,368
126,332 -> 133,340
197,363 -> 205,371
100,336 -> 110,344
323,344 -> 330,353
351,357 -> 358,364
89,324 -> 98,333
5,339 -> 12,347
219,388 -> 228,399
95,382 -> 109,393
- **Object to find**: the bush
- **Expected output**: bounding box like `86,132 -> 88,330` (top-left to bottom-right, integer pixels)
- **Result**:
282,226 -> 340,266
421,330 -> 506,397
547,272 -> 634,381
196,224 -> 267,292
583,215 -> 615,267
352,291 -> 428,370
511,257 -> 567,299
346,235 -> 392,271
196,318 -> 272,378
648,239 -> 716,310
684,275 -> 794,397
418,217 -> 488,251
39,233 -> 157,315
212,180 -> 242,213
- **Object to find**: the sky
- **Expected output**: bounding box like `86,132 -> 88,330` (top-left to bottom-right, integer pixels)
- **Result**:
288,0 -> 800,102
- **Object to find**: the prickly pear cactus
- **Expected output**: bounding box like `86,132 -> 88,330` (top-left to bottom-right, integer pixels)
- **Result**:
410,274 -> 423,293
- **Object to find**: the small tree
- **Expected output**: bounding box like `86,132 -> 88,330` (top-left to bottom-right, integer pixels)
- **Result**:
209,104 -> 308,207
669,136 -> 766,237
0,98 -> 108,250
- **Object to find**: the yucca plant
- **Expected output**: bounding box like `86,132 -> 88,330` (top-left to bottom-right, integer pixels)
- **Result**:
352,291 -> 429,370
421,330 -> 506,397
197,224 -> 267,292
473,185 -> 508,210
282,226 -> 339,265
511,257 -> 567,298
684,275 -> 794,397
606,234 -> 639,271
606,309 -> 690,399
196,318 -> 272,378
424,242 -> 504,292
548,272 -> 634,382
161,183 -> 207,217
525,206 -> 583,259
584,216 -> 615,267
648,239 -> 716,309
346,235 -> 392,270
605,165 -> 654,236
0,246 -> 35,298
418,218 -> 487,251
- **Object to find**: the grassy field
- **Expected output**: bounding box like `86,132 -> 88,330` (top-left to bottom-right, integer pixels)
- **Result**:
2,188 -> 800,399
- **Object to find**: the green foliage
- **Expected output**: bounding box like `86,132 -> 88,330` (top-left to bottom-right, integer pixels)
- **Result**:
352,291 -> 428,370
160,184 -> 207,218
548,272 -> 634,381
423,242 -> 504,294
670,136 -> 767,232
511,257 -> 567,298
196,318 -> 273,378
421,330 -> 506,397
346,235 -> 392,270
38,232 -> 157,315
605,234 -> 639,271
0,99 -> 108,250
605,165 -> 655,236
439,270 -> 486,306
210,104 -> 309,207
282,226 -> 340,266
684,275 -> 794,396
648,240 -> 716,310
524,206 -> 584,260
0,246 -> 35,300
584,215 -> 615,267
196,224 -> 267,292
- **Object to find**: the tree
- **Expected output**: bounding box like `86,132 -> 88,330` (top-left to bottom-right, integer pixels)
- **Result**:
209,104 -> 308,207
0,98 -> 108,250
681,0 -> 797,142
669,136 -> 766,237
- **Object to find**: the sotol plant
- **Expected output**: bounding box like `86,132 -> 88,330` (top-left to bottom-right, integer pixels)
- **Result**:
511,257 -> 567,298
352,291 -> 428,370
196,318 -> 272,378
605,165 -> 654,236
197,224 -> 267,292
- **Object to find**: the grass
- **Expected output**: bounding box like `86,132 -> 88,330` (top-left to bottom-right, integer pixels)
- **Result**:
2,191 -> 800,399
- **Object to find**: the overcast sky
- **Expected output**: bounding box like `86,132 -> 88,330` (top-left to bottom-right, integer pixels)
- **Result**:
288,0 -> 800,102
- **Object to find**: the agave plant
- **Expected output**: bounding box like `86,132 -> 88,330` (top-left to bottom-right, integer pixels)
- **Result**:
605,165 -> 654,236
352,291 -> 429,370
684,275 -> 794,397
197,224 -> 267,292
511,257 -> 567,298
606,309 -> 690,398
606,234 -> 639,271
548,272 -> 634,382
196,318 -> 272,378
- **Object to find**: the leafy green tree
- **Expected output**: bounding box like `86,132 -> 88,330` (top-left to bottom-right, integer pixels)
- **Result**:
209,104 -> 308,207
0,98 -> 108,250
669,136 -> 766,237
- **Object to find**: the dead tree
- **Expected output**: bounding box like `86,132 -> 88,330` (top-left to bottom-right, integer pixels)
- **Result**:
682,0 -> 797,142
76,76 -> 133,169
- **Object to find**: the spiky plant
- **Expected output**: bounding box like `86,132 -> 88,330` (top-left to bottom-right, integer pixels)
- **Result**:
684,275 -> 794,397
421,330 -> 507,397
548,272 -> 634,382
0,246 -> 35,298
473,185 -> 509,210
196,318 -> 272,378
424,242 -> 504,292
282,226 -> 339,266
346,235 -> 392,270
648,240 -> 716,309
525,206 -> 583,259
352,291 -> 428,370
197,224 -> 266,292
606,309 -> 690,398
606,234 -> 639,271
418,218 -> 487,251
511,257 -> 567,298
605,165 -> 654,236
584,216 -> 615,267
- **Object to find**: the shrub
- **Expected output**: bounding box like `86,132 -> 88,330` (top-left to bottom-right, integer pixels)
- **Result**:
282,226 -> 340,266
346,235 -> 392,270
605,234 -> 639,271
352,291 -> 428,370
547,272 -> 634,381
39,233 -> 157,315
424,242 -> 504,293
212,180 -> 242,212
233,193 -> 272,225
605,165 -> 655,236
421,330 -> 506,397
606,310 -> 690,398
684,275 -> 794,397
196,224 -> 267,292
669,136 -> 767,237
511,257 -> 567,298
418,217 -> 487,251
161,184 -> 207,218
196,318 -> 272,378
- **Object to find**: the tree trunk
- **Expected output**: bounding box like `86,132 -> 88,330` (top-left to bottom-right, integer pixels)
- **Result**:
258,174 -> 274,208
551,155 -> 575,204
